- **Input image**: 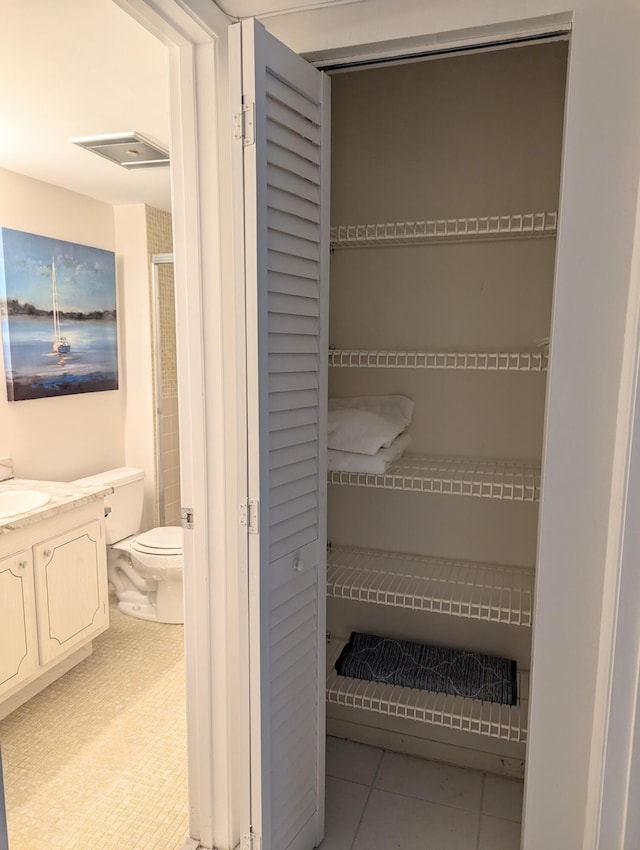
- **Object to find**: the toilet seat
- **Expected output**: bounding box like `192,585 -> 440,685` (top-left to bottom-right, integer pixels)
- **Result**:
129,526 -> 184,590
132,526 -> 183,557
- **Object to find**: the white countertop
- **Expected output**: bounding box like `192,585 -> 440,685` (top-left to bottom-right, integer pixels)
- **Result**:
0,478 -> 112,534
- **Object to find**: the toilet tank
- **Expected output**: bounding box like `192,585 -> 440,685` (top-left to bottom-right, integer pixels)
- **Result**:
73,467 -> 145,544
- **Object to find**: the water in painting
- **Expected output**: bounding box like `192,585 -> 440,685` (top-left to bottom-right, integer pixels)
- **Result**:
0,228 -> 118,401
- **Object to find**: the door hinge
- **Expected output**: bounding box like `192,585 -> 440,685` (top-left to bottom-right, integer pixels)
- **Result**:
239,498 -> 259,534
234,101 -> 255,146
242,831 -> 261,850
181,507 -> 194,530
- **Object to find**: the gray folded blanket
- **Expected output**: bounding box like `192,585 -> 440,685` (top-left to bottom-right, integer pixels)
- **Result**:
335,631 -> 517,706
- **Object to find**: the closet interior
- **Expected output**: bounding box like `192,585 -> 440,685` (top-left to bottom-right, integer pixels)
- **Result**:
325,39 -> 568,780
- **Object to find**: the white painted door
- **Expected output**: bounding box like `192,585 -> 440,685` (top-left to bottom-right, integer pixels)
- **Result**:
232,17 -> 329,850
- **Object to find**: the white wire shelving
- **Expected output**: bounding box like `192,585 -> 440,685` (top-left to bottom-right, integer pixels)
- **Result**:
330,211 -> 557,249
328,454 -> 541,502
327,545 -> 534,627
328,349 -> 548,372
326,637 -> 529,743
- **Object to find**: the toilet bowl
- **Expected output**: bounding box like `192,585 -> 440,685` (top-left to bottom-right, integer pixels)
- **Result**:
109,527 -> 184,624
72,467 -> 185,625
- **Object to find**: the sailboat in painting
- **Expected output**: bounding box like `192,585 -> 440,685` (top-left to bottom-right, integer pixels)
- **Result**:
51,257 -> 71,354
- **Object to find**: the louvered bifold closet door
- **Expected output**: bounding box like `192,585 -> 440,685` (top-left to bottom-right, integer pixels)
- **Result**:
236,18 -> 329,850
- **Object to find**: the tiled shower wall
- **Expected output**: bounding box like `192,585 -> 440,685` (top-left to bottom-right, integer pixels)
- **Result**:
146,206 -> 180,527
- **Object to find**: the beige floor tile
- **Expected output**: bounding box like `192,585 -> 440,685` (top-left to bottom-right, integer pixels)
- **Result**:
325,737 -> 383,786
353,789 -> 479,850
0,599 -> 188,850
374,751 -> 483,812
319,776 -> 370,850
482,774 -> 524,822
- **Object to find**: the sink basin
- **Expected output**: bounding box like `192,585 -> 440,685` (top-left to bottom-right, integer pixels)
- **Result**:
0,489 -> 51,519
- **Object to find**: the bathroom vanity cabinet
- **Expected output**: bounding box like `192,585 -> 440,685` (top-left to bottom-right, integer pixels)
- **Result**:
0,494 -> 109,719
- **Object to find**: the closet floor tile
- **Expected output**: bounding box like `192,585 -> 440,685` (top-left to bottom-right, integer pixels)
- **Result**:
318,777 -> 370,850
374,751 -> 483,812
482,774 -> 524,822
478,815 -> 522,850
352,789 -> 479,850
326,736 -> 383,786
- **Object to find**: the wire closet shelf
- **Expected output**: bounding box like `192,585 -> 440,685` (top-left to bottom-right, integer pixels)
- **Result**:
326,638 -> 529,743
330,211 -> 557,249
327,545 -> 534,627
328,349 -> 548,372
328,455 -> 541,502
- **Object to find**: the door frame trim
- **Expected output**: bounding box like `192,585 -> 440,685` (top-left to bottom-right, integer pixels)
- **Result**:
112,2 -> 237,848
585,166 -> 640,850
301,11 -> 571,68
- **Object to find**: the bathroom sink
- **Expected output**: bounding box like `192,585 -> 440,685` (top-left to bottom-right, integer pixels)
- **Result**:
0,489 -> 51,518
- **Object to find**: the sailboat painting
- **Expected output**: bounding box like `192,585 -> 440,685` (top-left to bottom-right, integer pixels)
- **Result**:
51,258 -> 71,356
0,228 -> 117,401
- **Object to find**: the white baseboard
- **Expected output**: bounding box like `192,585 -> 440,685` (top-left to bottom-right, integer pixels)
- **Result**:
327,717 -> 526,778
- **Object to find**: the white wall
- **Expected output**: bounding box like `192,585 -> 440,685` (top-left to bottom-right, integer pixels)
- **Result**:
0,169 -> 159,525
0,167 -> 125,481
260,3 -> 640,849
113,203 -> 157,529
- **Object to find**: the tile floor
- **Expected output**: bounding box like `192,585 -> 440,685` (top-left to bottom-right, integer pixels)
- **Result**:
0,599 -> 188,850
321,737 -> 523,850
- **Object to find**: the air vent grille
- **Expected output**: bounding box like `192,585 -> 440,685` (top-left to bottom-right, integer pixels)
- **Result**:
70,131 -> 169,169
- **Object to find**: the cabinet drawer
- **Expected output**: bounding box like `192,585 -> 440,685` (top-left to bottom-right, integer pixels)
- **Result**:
33,519 -> 109,666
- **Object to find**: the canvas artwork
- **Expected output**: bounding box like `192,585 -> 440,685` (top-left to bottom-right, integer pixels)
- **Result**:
0,228 -> 118,401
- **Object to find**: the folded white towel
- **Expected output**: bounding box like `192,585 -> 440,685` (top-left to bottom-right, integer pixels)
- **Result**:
328,408 -> 407,455
329,395 -> 414,431
328,395 -> 414,455
328,432 -> 412,474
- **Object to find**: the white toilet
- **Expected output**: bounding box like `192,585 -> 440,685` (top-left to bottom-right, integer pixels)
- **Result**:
73,467 -> 184,624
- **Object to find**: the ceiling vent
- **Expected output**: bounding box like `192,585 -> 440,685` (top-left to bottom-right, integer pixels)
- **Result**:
70,131 -> 169,169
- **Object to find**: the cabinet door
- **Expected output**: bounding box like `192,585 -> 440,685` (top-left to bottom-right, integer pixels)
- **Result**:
33,519 -> 109,666
0,550 -> 39,699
